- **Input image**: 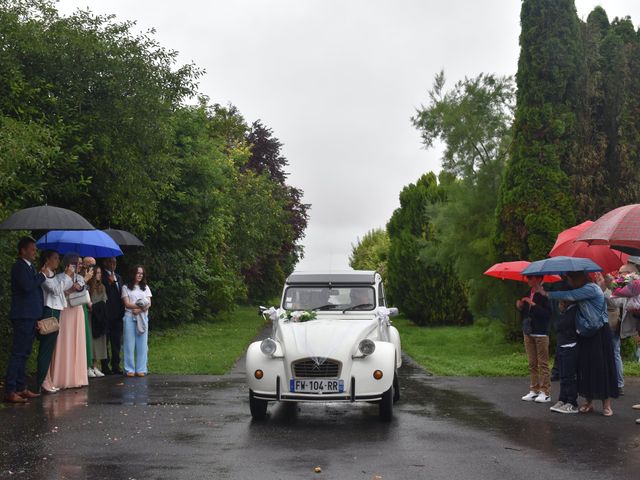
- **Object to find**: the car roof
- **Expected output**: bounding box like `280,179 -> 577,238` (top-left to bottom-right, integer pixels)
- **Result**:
285,270 -> 377,285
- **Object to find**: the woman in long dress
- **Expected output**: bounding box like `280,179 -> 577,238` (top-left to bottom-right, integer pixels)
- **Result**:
43,253 -> 93,390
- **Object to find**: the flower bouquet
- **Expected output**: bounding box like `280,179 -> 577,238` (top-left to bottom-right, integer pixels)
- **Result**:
610,272 -> 640,290
281,310 -> 317,323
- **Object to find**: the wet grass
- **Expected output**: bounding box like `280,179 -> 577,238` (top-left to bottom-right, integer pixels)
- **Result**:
148,304 -> 267,374
395,315 -> 640,377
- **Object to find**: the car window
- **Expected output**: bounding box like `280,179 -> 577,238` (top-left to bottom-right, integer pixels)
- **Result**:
283,286 -> 376,311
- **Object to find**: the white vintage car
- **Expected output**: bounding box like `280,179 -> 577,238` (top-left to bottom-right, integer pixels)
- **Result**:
246,270 -> 402,421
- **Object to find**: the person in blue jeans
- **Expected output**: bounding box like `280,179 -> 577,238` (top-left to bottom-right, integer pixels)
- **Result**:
121,265 -> 152,377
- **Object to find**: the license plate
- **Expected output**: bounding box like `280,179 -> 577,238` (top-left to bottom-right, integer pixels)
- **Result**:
290,378 -> 344,393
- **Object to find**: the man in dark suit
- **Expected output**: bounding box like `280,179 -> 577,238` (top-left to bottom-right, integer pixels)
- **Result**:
4,237 -> 46,403
102,256 -> 124,375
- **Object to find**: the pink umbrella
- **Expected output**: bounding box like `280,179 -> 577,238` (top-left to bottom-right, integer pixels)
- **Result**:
550,221 -> 628,273
576,204 -> 640,254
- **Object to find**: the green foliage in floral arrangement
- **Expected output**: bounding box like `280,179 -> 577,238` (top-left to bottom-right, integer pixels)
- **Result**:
281,310 -> 317,323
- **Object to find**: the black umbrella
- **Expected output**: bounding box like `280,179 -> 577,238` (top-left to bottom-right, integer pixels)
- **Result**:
0,205 -> 95,231
103,228 -> 144,247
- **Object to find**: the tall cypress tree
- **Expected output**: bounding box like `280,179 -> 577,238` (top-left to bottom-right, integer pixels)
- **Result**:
494,0 -> 579,260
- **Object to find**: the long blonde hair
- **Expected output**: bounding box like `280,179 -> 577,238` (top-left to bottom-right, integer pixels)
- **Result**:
88,266 -> 106,297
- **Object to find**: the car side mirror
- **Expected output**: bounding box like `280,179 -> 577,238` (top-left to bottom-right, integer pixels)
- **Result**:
258,306 -> 268,316
387,307 -> 398,317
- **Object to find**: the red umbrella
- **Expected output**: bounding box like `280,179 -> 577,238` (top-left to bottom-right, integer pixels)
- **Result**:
549,221 -> 628,273
576,204 -> 640,254
484,261 -> 561,283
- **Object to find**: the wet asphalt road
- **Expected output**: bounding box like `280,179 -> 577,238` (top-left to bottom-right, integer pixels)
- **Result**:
1,356 -> 640,480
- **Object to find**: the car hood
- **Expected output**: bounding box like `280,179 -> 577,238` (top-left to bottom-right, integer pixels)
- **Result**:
277,318 -> 378,361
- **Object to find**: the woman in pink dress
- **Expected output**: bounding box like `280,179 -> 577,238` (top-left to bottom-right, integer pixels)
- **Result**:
42,253 -> 94,390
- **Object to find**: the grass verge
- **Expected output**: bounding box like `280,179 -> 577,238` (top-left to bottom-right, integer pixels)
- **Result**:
395,315 -> 640,377
148,304 -> 267,374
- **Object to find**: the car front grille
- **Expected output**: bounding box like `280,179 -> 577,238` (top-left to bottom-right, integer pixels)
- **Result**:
292,358 -> 341,378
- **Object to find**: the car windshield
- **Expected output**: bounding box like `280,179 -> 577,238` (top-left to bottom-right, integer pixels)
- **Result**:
283,286 -> 375,311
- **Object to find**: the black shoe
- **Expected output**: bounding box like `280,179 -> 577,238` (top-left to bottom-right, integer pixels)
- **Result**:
112,368 -> 123,375
618,387 -> 625,396
101,361 -> 112,375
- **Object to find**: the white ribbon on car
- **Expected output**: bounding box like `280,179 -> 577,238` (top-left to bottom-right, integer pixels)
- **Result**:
374,307 -> 392,342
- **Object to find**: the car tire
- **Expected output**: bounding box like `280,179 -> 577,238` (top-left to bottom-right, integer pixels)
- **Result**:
379,385 -> 393,421
393,372 -> 400,403
249,389 -> 268,420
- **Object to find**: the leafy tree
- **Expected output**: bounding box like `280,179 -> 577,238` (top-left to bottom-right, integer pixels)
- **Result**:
413,72 -> 514,318
242,119 -> 310,301
349,228 -> 390,275
0,0 -> 310,354
386,173 -> 471,326
412,71 -> 514,178
494,0 -> 578,260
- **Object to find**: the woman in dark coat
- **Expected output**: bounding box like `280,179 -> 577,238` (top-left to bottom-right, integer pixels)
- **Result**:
538,271 -> 618,416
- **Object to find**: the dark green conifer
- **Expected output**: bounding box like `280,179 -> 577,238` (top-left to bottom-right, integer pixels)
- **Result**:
494,0 -> 579,260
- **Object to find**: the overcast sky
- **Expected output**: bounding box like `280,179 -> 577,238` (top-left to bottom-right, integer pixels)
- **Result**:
56,0 -> 640,271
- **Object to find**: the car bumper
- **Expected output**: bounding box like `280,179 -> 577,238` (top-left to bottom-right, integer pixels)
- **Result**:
246,341 -> 396,402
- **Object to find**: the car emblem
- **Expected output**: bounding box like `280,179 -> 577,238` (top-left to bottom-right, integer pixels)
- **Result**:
311,356 -> 326,366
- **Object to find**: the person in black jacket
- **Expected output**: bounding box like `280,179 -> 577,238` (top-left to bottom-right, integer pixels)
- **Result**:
102,257 -> 125,375
4,237 -> 46,403
517,275 -> 552,403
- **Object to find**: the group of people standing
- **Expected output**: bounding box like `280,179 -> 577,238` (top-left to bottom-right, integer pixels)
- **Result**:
517,266 -> 640,423
4,236 -> 152,403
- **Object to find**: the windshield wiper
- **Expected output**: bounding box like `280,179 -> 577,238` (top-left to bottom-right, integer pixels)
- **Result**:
342,303 -> 373,313
313,304 -> 340,311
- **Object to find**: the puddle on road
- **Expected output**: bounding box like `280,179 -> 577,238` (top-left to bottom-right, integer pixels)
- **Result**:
398,360 -> 640,472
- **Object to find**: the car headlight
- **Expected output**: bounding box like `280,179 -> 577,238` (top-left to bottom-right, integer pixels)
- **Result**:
260,338 -> 277,356
358,339 -> 376,356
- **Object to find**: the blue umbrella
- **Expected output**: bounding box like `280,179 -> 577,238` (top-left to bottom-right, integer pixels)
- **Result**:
520,256 -> 602,276
36,230 -> 123,258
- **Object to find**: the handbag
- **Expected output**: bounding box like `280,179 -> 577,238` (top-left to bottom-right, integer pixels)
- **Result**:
68,289 -> 91,307
37,316 -> 59,335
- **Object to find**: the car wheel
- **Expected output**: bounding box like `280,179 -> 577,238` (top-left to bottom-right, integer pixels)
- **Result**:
379,385 -> 393,421
249,389 -> 268,420
393,372 -> 400,403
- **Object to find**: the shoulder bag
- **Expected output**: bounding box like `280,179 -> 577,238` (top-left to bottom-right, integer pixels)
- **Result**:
68,289 -> 90,307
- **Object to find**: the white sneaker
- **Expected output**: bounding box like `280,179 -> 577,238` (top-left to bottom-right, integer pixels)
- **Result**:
534,392 -> 551,403
88,368 -> 96,378
93,368 -> 105,377
521,391 -> 539,401
559,403 -> 579,414
549,401 -> 564,412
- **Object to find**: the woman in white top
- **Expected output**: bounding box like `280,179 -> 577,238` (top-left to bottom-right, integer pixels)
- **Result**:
121,265 -> 152,377
37,250 -> 73,393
